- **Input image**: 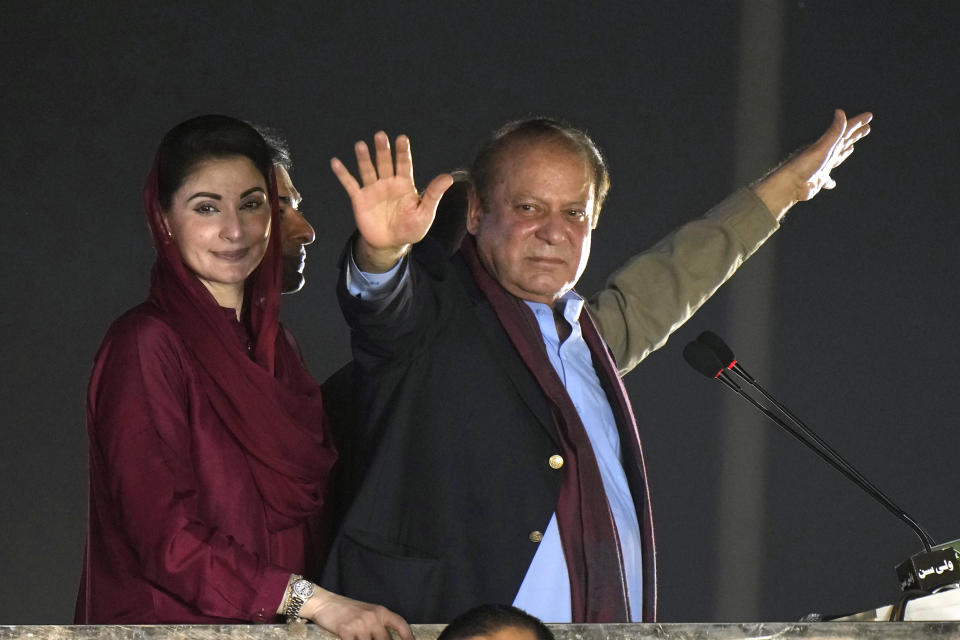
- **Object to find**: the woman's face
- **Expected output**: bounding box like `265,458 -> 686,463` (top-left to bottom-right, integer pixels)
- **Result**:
162,156 -> 271,307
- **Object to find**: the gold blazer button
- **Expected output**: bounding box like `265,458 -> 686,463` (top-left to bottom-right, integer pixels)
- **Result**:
548,454 -> 564,469
529,530 -> 544,543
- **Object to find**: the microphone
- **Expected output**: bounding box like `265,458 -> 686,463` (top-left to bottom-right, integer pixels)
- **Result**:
696,330 -> 736,369
682,340 -> 913,529
684,331 -> 956,593
682,339 -> 724,377
699,331 -> 822,443
695,330 -> 934,550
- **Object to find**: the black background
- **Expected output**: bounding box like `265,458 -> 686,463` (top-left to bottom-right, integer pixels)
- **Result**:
2,0 -> 959,624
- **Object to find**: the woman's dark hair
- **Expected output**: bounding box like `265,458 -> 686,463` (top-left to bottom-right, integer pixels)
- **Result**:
156,114 -> 273,210
470,117 -> 610,220
437,604 -> 554,640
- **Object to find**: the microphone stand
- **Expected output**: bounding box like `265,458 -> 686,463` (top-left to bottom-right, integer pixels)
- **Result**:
684,336 -> 956,593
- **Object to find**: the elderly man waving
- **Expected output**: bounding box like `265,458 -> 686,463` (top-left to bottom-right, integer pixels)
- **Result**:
321,112 -> 871,623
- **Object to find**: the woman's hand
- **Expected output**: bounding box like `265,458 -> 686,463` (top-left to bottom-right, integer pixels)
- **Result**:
331,131 -> 453,272
298,585 -> 414,640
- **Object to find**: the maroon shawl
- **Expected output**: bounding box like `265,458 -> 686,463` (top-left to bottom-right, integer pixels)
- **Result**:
461,236 -> 655,622
142,161 -> 335,531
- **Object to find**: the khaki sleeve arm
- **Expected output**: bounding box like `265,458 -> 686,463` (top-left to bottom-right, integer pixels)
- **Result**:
586,188 -> 779,375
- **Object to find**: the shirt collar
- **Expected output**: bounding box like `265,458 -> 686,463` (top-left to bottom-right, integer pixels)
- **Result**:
522,290 -> 584,324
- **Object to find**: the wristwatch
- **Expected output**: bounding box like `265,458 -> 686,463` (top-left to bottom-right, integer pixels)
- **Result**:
285,577 -> 315,622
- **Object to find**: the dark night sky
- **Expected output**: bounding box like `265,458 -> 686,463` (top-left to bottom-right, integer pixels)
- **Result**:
1,0 -> 958,624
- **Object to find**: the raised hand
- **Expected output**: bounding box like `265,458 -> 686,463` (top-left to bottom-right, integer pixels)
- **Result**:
332,131 -> 453,272
752,109 -> 873,219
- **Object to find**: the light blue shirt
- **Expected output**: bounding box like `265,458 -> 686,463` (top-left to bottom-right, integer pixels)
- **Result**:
347,255 -> 643,622
344,252 -> 407,299
510,294 -> 643,622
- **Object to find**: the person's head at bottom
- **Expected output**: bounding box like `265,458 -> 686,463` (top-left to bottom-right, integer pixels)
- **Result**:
438,604 -> 555,640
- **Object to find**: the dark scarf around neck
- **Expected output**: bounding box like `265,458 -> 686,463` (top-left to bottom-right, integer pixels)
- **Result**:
461,235 -> 655,621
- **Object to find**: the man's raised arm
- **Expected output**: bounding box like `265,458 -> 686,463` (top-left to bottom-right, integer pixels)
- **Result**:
589,109 -> 873,374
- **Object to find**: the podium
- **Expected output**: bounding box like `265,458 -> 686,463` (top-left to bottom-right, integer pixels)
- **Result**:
837,586 -> 960,621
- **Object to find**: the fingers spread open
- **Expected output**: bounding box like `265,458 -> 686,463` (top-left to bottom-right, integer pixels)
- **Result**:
355,141 -> 378,187
374,131 -> 394,180
331,157 -> 361,197
420,173 -> 455,214
394,135 -> 414,183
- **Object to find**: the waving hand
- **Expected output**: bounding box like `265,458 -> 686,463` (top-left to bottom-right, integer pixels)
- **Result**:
332,131 -> 453,272
752,109 -> 873,219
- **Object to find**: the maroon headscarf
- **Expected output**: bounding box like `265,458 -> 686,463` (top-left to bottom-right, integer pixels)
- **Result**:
143,158 -> 335,531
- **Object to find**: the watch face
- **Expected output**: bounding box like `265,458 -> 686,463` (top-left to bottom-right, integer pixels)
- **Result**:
293,580 -> 314,599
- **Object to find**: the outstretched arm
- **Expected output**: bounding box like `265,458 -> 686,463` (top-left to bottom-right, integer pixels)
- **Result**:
589,188 -> 777,374
331,131 -> 453,272
590,109 -> 873,373
751,109 -> 873,220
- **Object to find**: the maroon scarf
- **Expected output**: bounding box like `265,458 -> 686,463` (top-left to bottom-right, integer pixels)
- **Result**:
142,160 -> 335,532
461,236 -> 654,622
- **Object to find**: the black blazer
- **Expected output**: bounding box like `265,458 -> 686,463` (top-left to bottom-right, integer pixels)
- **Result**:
320,239 -> 654,622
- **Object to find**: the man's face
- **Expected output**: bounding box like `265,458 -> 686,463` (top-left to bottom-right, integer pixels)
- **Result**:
467,140 -> 595,305
275,166 -> 316,293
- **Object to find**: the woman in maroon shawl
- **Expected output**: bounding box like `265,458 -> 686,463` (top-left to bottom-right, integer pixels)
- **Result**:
76,115 -> 410,640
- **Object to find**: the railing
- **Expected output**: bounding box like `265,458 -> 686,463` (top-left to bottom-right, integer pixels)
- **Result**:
3,623 -> 960,640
